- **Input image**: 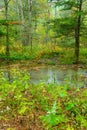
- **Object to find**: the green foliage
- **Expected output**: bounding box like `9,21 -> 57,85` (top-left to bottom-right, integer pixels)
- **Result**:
79,48 -> 87,64
52,18 -> 76,36
0,30 -> 6,36
0,69 -> 87,129
40,101 -> 67,129
58,48 -> 74,64
0,43 -> 87,65
0,20 -> 7,25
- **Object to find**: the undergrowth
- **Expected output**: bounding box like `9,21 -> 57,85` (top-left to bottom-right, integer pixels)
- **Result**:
0,44 -> 87,65
0,70 -> 87,130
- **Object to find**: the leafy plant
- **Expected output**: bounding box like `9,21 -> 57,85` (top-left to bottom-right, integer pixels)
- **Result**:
0,69 -> 87,129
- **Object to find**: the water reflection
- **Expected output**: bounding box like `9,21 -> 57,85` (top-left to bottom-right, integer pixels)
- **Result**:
0,64 -> 87,88
29,66 -> 87,87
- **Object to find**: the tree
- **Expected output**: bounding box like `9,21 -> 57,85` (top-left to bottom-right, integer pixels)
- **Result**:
19,0 -> 26,45
50,0 -> 86,64
28,0 -> 33,49
1,0 -> 23,57
74,0 -> 83,64
4,0 -> 11,57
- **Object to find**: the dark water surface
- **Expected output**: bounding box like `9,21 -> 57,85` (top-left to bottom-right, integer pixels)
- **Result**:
0,62 -> 87,87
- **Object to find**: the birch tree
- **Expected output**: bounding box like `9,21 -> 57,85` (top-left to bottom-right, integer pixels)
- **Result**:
28,0 -> 32,49
19,0 -> 26,45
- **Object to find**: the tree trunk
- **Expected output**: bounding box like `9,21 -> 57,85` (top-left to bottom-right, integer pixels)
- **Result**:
15,0 -> 21,34
54,4 -> 57,45
74,0 -> 82,64
28,0 -> 32,50
4,0 -> 9,57
19,0 -> 26,45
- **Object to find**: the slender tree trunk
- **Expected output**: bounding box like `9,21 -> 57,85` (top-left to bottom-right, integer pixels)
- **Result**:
54,4 -> 57,45
4,0 -> 9,57
45,4 -> 50,44
28,0 -> 32,50
15,0 -> 20,20
19,0 -> 26,45
75,0 -> 82,64
34,15 -> 37,31
15,0 -> 21,34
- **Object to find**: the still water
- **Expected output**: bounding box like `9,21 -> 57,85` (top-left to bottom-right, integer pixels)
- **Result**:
29,66 -> 87,87
0,63 -> 87,88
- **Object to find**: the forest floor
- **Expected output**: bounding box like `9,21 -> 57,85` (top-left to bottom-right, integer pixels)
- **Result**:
0,85 -> 87,130
0,64 -> 87,130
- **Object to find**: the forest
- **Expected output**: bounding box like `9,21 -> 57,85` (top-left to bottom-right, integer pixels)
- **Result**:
0,0 -> 87,130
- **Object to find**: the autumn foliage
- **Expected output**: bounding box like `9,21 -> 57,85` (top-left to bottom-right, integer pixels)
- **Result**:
0,20 -> 22,25
7,21 -> 22,25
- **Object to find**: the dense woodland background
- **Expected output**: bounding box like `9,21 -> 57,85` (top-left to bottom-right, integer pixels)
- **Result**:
0,0 -> 87,64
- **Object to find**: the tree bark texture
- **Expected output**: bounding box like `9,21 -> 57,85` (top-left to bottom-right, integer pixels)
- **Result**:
4,0 -> 9,57
75,0 -> 82,64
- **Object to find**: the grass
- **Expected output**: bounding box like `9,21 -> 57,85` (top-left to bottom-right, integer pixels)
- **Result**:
0,69 -> 87,130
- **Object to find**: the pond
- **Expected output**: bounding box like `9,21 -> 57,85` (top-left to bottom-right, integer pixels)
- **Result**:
29,66 -> 87,87
0,62 -> 87,88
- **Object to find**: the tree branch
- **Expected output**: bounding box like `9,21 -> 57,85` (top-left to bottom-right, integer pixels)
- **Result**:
7,0 -> 11,4
4,0 -> 11,5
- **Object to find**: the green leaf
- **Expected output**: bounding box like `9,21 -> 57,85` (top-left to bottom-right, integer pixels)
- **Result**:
66,102 -> 74,110
18,106 -> 27,115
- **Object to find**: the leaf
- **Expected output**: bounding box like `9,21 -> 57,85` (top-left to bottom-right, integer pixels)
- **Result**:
66,102 -> 74,110
18,106 -> 27,115
46,114 -> 58,126
67,124 -> 75,130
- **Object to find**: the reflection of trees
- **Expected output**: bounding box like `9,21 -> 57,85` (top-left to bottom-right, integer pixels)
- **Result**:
73,66 -> 87,88
74,65 -> 79,87
65,66 -> 79,88
4,61 -> 11,82
0,64 -> 87,87
4,70 -> 11,82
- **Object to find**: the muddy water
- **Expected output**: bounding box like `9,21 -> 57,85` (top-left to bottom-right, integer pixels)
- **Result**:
0,63 -> 87,87
29,66 -> 87,87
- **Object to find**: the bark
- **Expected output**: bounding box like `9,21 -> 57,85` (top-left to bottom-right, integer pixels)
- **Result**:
28,0 -> 32,50
4,0 -> 9,57
74,0 -> 82,64
15,0 -> 21,25
54,4 -> 57,45
15,0 -> 20,20
19,0 -> 26,45
45,3 -> 51,44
